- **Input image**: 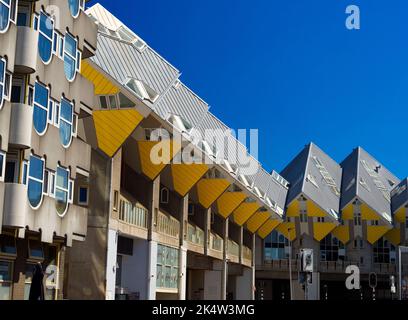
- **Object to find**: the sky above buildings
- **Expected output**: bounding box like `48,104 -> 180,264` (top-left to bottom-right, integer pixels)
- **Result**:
88,0 -> 408,179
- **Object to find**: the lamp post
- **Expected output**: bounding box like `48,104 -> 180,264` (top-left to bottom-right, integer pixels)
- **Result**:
288,227 -> 294,300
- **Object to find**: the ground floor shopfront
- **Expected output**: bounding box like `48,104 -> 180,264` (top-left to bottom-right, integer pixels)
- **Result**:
0,230 -> 63,300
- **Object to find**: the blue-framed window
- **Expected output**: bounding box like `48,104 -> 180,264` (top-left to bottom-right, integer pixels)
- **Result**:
55,166 -> 71,217
27,155 -> 45,209
68,0 -> 80,18
64,32 -> 80,82
0,0 -> 11,32
59,98 -> 73,148
33,81 -> 49,135
38,12 -> 54,64
0,57 -> 5,110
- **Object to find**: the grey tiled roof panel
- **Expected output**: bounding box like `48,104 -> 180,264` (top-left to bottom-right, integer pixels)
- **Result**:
91,34 -> 180,97
341,147 -> 400,219
391,178 -> 408,213
155,83 -> 209,128
304,143 -> 342,215
339,150 -> 358,210
280,143 -> 342,216
265,178 -> 289,212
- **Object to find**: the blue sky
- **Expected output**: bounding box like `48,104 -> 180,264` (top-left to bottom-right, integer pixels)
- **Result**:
88,0 -> 408,179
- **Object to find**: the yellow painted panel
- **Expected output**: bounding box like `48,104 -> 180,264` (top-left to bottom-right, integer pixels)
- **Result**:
246,211 -> 271,234
93,109 -> 144,157
361,203 -> 380,220
395,206 -> 406,224
385,228 -> 401,246
137,140 -> 181,180
306,200 -> 326,217
332,226 -> 350,244
81,60 -> 120,95
313,222 -> 337,241
171,164 -> 208,197
276,222 -> 296,241
257,219 -> 281,239
196,179 -> 230,209
367,225 -> 391,244
286,201 -> 300,217
216,192 -> 247,219
342,204 -> 354,220
233,202 -> 260,226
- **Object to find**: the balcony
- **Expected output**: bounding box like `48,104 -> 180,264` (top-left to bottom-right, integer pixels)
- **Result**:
373,263 -> 397,274
185,222 -> 205,254
227,239 -> 240,264
242,246 -> 252,267
156,210 -> 180,240
9,103 -> 33,149
208,231 -> 224,260
118,196 -> 148,229
3,183 -> 29,228
15,26 -> 38,74
258,259 -> 299,272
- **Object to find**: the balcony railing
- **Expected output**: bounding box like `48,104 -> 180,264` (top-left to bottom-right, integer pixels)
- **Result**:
156,210 -> 180,239
118,196 -> 148,229
259,259 -> 299,272
373,263 -> 397,274
242,246 -> 252,262
209,232 -> 223,252
186,223 -> 205,246
227,239 -> 240,258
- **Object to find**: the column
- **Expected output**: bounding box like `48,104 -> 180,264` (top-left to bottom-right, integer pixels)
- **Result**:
251,233 -> 256,300
147,175 -> 160,300
178,194 -> 189,300
221,218 -> 229,300
204,207 -> 212,256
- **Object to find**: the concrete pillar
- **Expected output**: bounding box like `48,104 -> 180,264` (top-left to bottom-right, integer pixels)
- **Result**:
147,175 -> 160,300
204,207 -> 212,255
238,226 -> 243,264
178,194 -> 189,300
105,229 -> 118,300
221,218 -> 229,300
251,234 -> 256,300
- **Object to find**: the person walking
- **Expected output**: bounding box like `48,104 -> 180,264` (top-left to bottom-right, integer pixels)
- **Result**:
29,262 -> 45,301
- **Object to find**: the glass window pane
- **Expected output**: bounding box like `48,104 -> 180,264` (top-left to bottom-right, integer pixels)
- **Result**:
29,156 -> 44,180
64,55 -> 76,81
0,261 -> 11,281
0,235 -> 16,255
68,0 -> 80,18
118,92 -> 133,108
56,167 -> 68,189
64,33 -> 76,56
60,100 -> 73,122
55,189 -> 68,215
0,153 -> 3,178
28,179 -> 43,208
109,95 -> 117,109
59,120 -> 72,147
0,3 -> 10,32
79,187 -> 88,203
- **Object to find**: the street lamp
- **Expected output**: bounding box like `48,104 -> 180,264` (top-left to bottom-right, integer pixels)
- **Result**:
288,227 -> 294,300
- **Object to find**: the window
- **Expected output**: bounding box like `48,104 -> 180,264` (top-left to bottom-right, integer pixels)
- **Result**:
33,81 -> 49,135
17,2 -> 30,26
78,186 -> 88,205
354,211 -> 361,226
320,234 -> 344,262
118,92 -> 134,108
0,261 -> 13,300
0,151 -> 5,182
300,212 -> 308,223
43,170 -> 49,195
113,190 -> 118,211
49,171 -> 56,197
264,231 -> 289,261
99,96 -> 108,109
28,239 -> 44,260
167,114 -> 192,133
38,11 -> 54,64
126,78 -> 158,103
55,166 -> 71,217
5,150 -> 19,183
0,234 -> 16,256
0,0 -> 15,33
317,217 -> 325,223
63,32 -> 79,82
0,57 -> 5,109
68,0 -> 81,18
22,160 -> 28,185
11,74 -> 25,103
59,98 -> 74,148
48,100 -> 54,124
160,187 -> 169,204
373,237 -> 391,263
27,155 -> 45,209
54,102 -> 60,127
188,203 -> 194,216
156,244 -> 179,290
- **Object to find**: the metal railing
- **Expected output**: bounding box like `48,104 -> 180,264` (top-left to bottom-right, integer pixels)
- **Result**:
186,223 -> 205,246
118,196 -> 148,229
209,232 -> 223,252
260,259 -> 299,271
242,246 -> 252,262
156,210 -> 180,239
227,239 -> 239,257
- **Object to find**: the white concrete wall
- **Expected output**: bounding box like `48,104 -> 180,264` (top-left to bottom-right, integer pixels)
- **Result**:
147,240 -> 158,300
204,270 -> 222,300
105,229 -> 118,300
235,267 -> 253,300
120,239 -> 149,299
